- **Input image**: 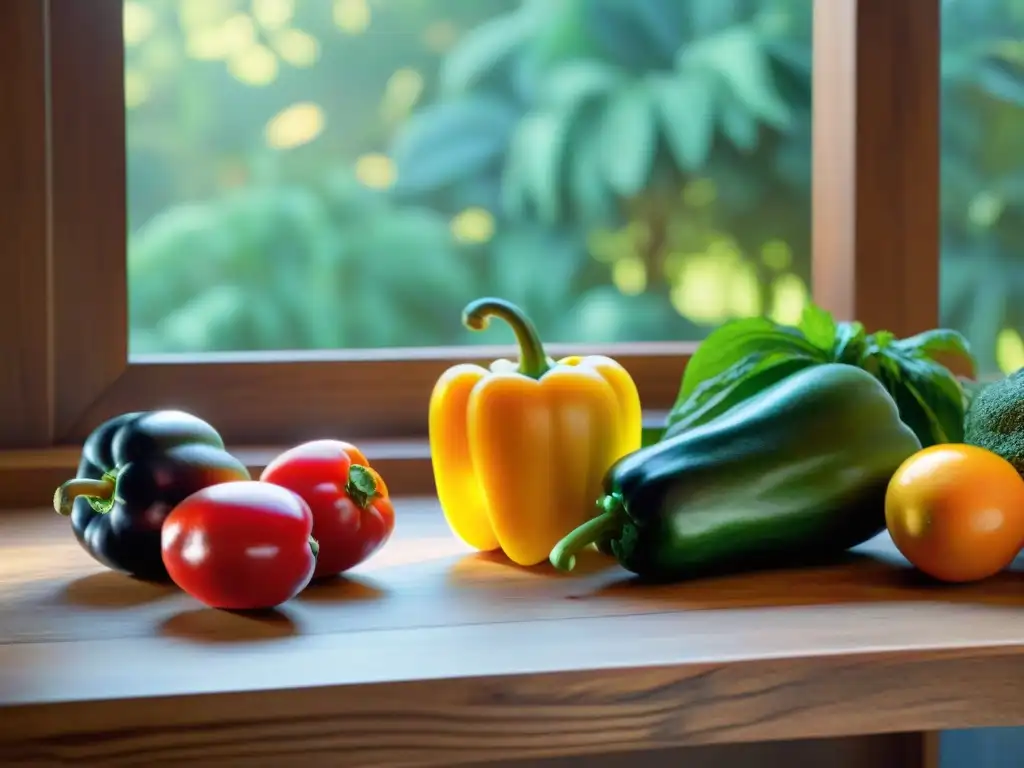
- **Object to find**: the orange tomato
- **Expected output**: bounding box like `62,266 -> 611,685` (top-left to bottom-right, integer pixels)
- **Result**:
885,444 -> 1024,583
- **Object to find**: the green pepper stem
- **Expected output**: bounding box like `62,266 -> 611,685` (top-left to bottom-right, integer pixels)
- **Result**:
345,464 -> 379,509
549,494 -> 627,572
53,477 -> 115,517
462,297 -> 551,379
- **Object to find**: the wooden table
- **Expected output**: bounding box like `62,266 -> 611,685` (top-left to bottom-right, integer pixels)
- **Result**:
2,500 -> 1024,767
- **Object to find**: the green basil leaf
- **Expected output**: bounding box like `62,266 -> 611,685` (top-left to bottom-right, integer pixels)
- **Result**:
901,377 -> 950,446
875,365 -> 937,448
797,303 -> 838,353
866,330 -> 896,355
831,321 -> 867,365
893,329 -> 976,373
666,353 -> 819,439
678,317 -> 824,399
877,351 -> 904,382
890,352 -> 966,444
674,352 -> 767,414
858,349 -> 888,381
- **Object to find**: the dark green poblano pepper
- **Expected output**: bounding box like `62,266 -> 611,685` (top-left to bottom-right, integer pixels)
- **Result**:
550,364 -> 922,581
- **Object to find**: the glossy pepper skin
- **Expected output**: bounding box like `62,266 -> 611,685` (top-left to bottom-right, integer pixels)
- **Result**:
161,481 -> 318,610
429,297 -> 642,566
260,439 -> 396,578
53,411 -> 251,581
551,364 -> 922,581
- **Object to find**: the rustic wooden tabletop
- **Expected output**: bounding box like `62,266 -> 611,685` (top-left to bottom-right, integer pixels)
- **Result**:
1,499 -> 1023,766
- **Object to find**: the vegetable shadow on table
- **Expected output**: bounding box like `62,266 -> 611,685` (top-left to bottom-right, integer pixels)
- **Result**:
447,546 -> 622,584
292,573 -> 388,603
58,571 -> 178,610
158,606 -> 300,644
577,535 -> 1024,611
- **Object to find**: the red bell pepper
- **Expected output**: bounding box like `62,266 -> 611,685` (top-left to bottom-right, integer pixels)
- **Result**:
260,439 -> 395,578
161,481 -> 318,610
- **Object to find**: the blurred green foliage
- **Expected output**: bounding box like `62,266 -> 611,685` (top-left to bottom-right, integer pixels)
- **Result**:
126,0 -> 1022,374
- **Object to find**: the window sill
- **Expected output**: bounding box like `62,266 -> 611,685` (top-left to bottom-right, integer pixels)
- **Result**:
1,501 -> 1023,764
0,440 -> 434,509
0,412 -> 672,510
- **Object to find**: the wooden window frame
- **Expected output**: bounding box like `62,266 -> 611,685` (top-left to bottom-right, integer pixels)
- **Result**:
0,0 -> 940,505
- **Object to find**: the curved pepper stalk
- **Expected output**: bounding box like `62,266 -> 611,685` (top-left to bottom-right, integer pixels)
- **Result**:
462,297 -> 552,379
549,494 -> 628,572
53,473 -> 118,517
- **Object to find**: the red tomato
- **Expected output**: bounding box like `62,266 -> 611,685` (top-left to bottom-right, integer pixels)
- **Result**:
161,481 -> 317,610
260,439 -> 396,578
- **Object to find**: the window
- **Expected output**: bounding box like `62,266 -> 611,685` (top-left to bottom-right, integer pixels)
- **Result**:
1,0 -> 940,498
940,0 -> 1024,377
124,0 -> 814,356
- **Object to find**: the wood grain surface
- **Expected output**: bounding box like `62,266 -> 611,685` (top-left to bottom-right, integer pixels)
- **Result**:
0,500 -> 1020,766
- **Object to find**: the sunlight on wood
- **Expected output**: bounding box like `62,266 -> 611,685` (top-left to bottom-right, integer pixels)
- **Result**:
358,537 -> 471,570
0,542 -> 98,596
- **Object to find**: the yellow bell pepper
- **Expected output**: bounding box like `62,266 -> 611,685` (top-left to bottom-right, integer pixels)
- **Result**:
429,297 -> 643,566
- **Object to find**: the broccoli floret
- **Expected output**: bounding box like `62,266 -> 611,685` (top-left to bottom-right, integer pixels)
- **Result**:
964,367 -> 1024,478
